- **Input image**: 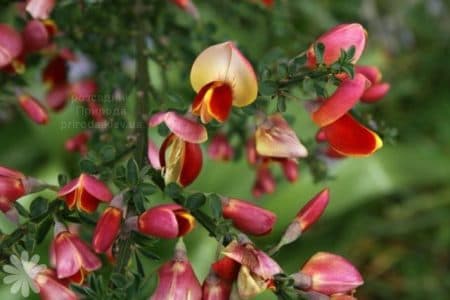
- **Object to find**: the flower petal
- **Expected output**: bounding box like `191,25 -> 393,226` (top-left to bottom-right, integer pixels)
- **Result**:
323,114 -> 383,157
312,73 -> 369,127
0,24 -> 23,68
192,81 -> 233,123
138,204 -> 181,239
81,174 -> 113,202
92,207 -> 122,253
54,233 -> 82,279
256,114 -> 308,158
148,139 -> 162,170
26,0 -> 56,20
360,83 -> 390,103
355,65 -> 382,84
68,234 -> 102,272
18,94 -> 49,125
179,141 -> 203,186
306,23 -> 367,67
149,112 -> 207,143
190,41 -> 258,107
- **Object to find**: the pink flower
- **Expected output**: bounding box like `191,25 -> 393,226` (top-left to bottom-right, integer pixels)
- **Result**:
65,131 -> 91,155
222,240 -> 282,299
207,134 -> 234,161
92,206 -> 122,253
52,222 -> 101,284
34,268 -> 78,300
46,84 -> 70,111
71,79 -> 98,101
57,173 -> 113,213
149,112 -> 206,186
138,204 -> 195,239
22,19 -> 56,53
306,23 -> 367,67
17,93 -> 49,125
222,197 -> 276,236
255,114 -> 308,158
202,272 -> 232,300
356,65 -> 390,103
0,166 -> 25,213
169,0 -> 199,18
300,252 -> 364,295
0,24 -> 23,68
151,239 -> 202,300
26,0 -> 56,20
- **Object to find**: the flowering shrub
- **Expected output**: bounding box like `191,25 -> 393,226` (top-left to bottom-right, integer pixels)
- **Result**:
0,1 -> 392,300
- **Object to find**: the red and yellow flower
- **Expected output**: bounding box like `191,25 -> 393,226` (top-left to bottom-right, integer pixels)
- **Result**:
190,42 -> 258,123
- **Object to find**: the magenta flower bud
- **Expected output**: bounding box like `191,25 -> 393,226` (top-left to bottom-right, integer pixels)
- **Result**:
252,167 -> 276,197
46,84 -> 70,111
22,19 -> 56,53
65,131 -> 91,155
202,272 -> 232,300
26,0 -> 56,20
306,23 -> 367,67
360,83 -> 390,103
300,252 -> 364,295
34,268 -> 78,300
222,197 -> 276,236
52,222 -> 102,284
208,134 -> 234,161
355,65 -> 382,84
151,239 -> 202,300
296,188 -> 329,233
17,93 -> 49,125
0,166 -> 25,213
270,188 -> 329,255
0,24 -> 23,68
279,158 -> 299,182
71,79 -> 98,101
57,173 -> 113,213
92,206 -> 123,253
138,204 -> 195,239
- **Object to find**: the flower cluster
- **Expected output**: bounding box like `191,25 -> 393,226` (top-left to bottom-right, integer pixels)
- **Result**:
0,2 -> 390,300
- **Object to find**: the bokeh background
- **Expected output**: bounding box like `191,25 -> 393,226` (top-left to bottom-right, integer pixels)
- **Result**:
1,0 -> 449,299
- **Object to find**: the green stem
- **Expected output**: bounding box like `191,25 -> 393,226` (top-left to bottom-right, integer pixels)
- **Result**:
113,2 -> 151,276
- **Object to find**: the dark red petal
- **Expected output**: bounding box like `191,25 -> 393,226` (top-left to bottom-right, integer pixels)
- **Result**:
179,141 -> 203,186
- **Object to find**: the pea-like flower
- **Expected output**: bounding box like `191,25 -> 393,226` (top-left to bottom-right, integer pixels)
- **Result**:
149,111 -> 206,186
92,206 -> 123,253
151,239 -> 202,300
57,173 -> 113,213
51,222 -> 101,284
0,24 -> 23,68
17,93 -> 49,125
26,0 -> 56,20
356,65 -> 390,103
221,197 -> 277,236
138,204 -> 195,239
22,19 -> 57,53
34,268 -> 78,300
190,42 -> 258,123
306,23 -> 367,67
202,272 -> 232,300
297,252 -> 364,296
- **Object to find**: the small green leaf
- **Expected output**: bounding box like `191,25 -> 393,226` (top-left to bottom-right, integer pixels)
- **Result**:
137,248 -> 160,260
277,96 -> 287,112
110,273 -> 127,288
186,193 -> 206,211
100,145 -> 116,162
165,182 -> 182,199
30,197 -> 49,221
79,159 -> 98,174
259,80 -> 278,96
314,42 -> 325,64
57,174 -> 68,186
346,46 -> 356,61
127,159 -> 139,185
209,194 -> 222,219
140,183 -> 157,195
14,201 -> 29,217
302,77 -> 315,94
133,192 -> 146,213
36,218 -> 54,243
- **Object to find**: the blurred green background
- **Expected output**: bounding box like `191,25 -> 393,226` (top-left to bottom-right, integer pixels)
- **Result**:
1,0 -> 450,299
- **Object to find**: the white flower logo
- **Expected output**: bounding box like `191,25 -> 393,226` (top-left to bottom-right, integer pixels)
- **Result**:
2,251 -> 46,298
